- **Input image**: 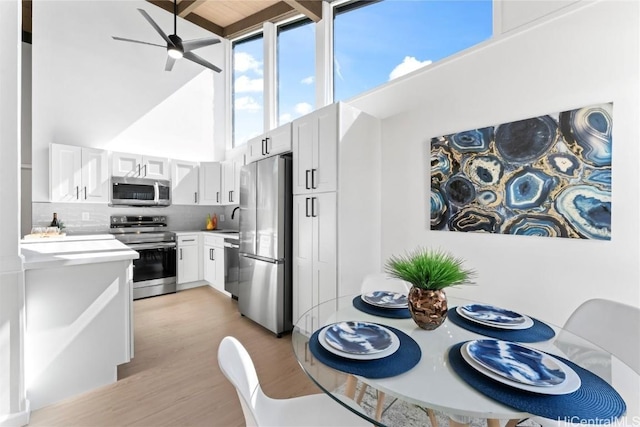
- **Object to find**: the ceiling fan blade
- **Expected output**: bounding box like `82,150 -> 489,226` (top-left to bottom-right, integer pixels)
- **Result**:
184,52 -> 222,73
165,56 -> 177,72
137,8 -> 173,46
112,36 -> 165,48
182,37 -> 221,53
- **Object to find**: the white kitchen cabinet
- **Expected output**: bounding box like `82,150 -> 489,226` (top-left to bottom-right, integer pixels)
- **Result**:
292,192 -> 337,331
199,162 -> 222,205
203,234 -> 225,293
221,155 -> 244,205
111,152 -> 169,180
50,143 -> 108,203
246,122 -> 292,164
171,160 -> 199,204
291,103 -> 382,324
292,105 -> 338,195
177,234 -> 200,284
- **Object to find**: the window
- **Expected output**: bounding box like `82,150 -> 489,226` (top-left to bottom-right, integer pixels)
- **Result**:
277,18 -> 316,126
232,34 -> 264,147
333,0 -> 493,102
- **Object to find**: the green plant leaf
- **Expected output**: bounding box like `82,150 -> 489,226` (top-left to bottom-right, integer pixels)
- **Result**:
384,247 -> 475,290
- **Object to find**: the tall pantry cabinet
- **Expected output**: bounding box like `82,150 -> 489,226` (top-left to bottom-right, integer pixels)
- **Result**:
291,102 -> 381,333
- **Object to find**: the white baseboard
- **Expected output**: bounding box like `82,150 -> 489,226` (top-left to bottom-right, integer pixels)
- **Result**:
0,400 -> 30,427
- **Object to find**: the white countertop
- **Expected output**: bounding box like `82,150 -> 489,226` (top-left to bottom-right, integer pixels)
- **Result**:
21,234 -> 139,270
175,230 -> 239,240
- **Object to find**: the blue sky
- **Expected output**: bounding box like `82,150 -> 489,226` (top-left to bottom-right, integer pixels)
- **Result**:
233,0 -> 492,145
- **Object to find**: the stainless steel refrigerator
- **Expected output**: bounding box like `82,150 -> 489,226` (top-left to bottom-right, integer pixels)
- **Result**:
238,154 -> 292,337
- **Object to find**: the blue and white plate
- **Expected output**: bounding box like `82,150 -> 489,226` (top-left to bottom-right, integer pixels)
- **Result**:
461,342 -> 581,395
361,291 -> 408,309
457,304 -> 534,330
320,321 -> 399,360
466,339 -> 566,386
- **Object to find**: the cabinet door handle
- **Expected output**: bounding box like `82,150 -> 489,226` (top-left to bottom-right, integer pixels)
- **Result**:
311,168 -> 317,189
76,186 -> 79,200
229,190 -> 233,203
194,192 -> 198,203
216,191 -> 219,203
305,197 -> 311,217
265,137 -> 270,155
84,186 -> 87,200
212,248 -> 216,261
209,248 -> 213,260
182,239 -> 195,242
261,138 -> 266,156
144,164 -> 147,177
179,248 -> 183,260
137,164 -> 141,177
311,197 -> 317,217
305,170 -> 310,189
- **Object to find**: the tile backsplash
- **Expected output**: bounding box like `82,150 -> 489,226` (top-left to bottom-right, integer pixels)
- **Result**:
31,202 -> 239,236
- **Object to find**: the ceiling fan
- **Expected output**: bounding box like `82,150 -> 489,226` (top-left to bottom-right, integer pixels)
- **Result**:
113,0 -> 222,73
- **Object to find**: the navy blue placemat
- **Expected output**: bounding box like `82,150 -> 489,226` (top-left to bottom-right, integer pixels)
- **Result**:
448,307 -> 555,343
309,324 -> 421,378
448,342 -> 626,423
352,296 -> 412,319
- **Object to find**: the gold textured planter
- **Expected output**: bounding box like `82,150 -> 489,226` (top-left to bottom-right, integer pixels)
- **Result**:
407,287 -> 448,330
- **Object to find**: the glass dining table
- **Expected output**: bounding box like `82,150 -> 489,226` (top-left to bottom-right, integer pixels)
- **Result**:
291,294 -> 640,427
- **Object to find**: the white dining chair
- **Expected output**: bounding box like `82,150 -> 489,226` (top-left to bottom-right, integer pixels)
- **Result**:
529,298 -> 640,427
217,336 -> 371,427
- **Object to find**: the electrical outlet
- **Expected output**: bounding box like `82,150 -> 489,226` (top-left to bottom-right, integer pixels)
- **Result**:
220,214 -> 225,221
82,212 -> 90,221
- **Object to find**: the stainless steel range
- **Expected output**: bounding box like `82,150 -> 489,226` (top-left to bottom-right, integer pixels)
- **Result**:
110,215 -> 176,300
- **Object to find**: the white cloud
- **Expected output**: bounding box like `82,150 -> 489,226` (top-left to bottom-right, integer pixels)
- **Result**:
235,75 -> 263,93
279,113 -> 293,124
235,96 -> 262,112
301,76 -> 314,85
294,102 -> 313,116
388,56 -> 432,81
234,52 -> 263,75
334,58 -> 344,81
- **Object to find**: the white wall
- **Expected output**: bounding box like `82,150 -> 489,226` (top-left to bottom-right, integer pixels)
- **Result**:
31,0 -> 228,202
350,0 -> 640,326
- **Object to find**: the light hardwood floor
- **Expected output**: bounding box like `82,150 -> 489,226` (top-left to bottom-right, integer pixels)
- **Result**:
29,286 -> 321,426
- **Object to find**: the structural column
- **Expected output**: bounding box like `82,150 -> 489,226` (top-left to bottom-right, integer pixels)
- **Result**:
0,0 -> 29,425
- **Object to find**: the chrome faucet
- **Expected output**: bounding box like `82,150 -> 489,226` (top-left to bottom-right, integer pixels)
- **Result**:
231,207 -> 240,219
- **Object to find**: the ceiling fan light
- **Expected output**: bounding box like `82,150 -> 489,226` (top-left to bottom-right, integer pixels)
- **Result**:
168,47 -> 183,59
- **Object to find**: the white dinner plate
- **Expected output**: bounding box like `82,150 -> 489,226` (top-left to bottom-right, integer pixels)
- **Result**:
457,304 -> 534,330
461,341 -> 581,395
361,291 -> 408,309
318,322 -> 400,360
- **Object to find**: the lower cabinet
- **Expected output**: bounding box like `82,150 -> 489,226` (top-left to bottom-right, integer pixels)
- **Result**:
292,192 -> 337,332
203,234 -> 225,293
177,234 -> 200,284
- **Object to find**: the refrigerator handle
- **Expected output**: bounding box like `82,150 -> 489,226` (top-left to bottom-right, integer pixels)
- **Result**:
305,197 -> 311,217
305,170 -> 310,189
311,197 -> 317,217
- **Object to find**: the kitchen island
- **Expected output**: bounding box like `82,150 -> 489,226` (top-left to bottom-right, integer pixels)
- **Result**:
21,234 -> 139,410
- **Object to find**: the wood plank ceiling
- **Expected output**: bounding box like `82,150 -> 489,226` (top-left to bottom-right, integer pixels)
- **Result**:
21,0 -> 323,41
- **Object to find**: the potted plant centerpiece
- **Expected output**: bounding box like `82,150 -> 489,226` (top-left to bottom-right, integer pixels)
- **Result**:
385,247 -> 474,330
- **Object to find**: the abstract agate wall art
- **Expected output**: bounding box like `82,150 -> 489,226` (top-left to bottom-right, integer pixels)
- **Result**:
430,102 -> 612,240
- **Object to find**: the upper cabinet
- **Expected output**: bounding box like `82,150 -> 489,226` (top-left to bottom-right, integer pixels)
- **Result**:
171,160 -> 199,205
246,123 -> 292,165
292,106 -> 337,195
221,154 -> 245,205
111,152 -> 169,180
199,162 -> 222,205
50,143 -> 109,203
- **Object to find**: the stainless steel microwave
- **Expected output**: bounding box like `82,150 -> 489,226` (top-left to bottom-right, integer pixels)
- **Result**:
110,176 -> 171,206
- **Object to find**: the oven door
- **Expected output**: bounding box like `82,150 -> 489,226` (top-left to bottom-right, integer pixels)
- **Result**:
128,242 -> 177,299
